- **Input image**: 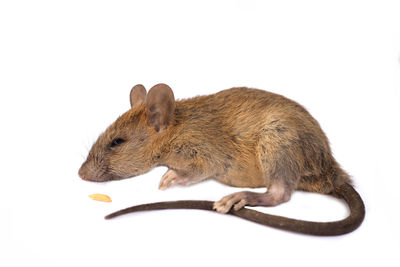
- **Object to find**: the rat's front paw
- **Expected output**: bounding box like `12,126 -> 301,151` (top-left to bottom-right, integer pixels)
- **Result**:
159,169 -> 179,190
159,169 -> 191,190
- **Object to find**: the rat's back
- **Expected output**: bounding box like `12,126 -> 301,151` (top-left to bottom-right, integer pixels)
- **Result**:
173,87 -> 351,191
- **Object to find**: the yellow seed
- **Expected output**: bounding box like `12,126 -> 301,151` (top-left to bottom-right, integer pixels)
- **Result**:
89,194 -> 112,202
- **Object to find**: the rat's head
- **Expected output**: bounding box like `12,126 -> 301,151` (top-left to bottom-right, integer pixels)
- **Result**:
78,83 -> 175,182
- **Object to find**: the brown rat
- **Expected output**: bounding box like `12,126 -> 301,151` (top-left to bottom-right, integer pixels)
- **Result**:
79,83 -> 365,236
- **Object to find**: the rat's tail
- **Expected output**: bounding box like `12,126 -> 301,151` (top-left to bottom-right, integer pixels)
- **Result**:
105,183 -> 364,236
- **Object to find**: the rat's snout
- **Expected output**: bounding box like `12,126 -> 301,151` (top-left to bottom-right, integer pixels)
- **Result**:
78,164 -> 91,181
78,161 -> 100,182
78,160 -> 119,182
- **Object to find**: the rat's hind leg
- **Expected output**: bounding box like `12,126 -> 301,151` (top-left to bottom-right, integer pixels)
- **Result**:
159,169 -> 209,190
213,181 -> 292,213
214,127 -> 300,213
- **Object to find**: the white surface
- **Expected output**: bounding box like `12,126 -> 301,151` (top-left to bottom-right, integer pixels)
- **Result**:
1,1 -> 399,266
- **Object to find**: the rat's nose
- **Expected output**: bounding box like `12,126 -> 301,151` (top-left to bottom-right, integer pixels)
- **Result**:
79,163 -> 103,182
78,165 -> 89,180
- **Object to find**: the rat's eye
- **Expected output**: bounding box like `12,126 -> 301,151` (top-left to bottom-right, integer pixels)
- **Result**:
110,138 -> 126,148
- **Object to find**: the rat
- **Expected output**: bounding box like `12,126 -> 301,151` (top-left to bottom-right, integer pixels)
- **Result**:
79,83 -> 365,236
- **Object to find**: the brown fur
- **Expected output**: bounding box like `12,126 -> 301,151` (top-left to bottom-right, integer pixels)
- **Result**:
79,84 -> 364,235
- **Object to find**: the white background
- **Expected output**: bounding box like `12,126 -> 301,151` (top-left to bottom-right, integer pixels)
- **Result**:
1,1 -> 399,266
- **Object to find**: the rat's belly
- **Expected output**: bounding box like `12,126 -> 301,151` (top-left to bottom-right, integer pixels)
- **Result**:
214,166 -> 266,188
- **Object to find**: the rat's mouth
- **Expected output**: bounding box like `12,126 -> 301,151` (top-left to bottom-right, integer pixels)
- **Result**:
79,171 -> 122,182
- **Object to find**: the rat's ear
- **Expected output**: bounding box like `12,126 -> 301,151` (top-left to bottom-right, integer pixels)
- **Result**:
130,84 -> 147,108
145,83 -> 175,132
